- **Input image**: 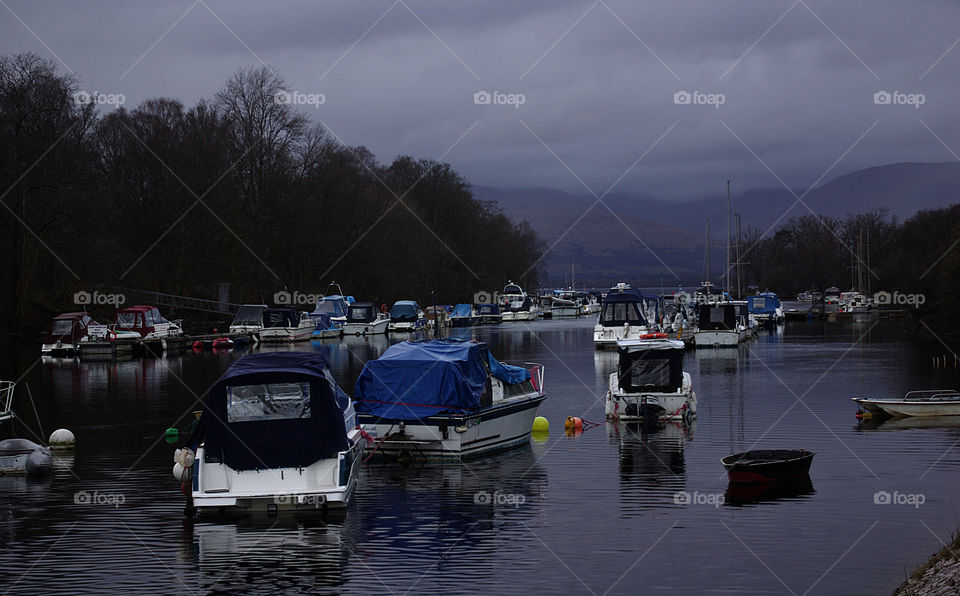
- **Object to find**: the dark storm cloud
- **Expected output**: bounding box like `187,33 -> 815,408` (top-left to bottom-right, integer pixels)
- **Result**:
2,0 -> 958,199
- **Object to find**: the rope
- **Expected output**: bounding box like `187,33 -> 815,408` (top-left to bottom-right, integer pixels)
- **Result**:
361,423 -> 394,464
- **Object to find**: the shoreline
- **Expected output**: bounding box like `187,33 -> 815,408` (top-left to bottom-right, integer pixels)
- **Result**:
895,529 -> 960,595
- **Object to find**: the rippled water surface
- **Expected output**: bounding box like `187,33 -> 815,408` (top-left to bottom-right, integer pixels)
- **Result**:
2,317 -> 960,594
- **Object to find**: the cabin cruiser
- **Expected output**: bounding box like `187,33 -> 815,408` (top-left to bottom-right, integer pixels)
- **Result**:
694,302 -> 746,347
605,338 -> 696,422
41,312 -> 100,356
475,303 -> 502,325
313,295 -> 350,326
500,282 -> 539,321
747,292 -> 784,324
593,283 -> 660,349
259,307 -> 316,342
450,304 -> 480,327
853,390 -> 960,418
229,304 -> 267,336
550,290 -> 580,318
174,352 -> 366,515
355,339 -> 546,458
388,300 -> 425,332
342,302 -> 389,336
107,305 -> 183,352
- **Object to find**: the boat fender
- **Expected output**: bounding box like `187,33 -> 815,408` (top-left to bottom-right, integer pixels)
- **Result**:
48,428 -> 76,450
172,462 -> 191,482
564,416 -> 583,434
174,447 -> 195,468
532,416 -> 549,432
25,449 -> 52,475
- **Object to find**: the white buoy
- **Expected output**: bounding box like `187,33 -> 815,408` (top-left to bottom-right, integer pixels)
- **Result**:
173,462 -> 191,482
48,428 -> 75,450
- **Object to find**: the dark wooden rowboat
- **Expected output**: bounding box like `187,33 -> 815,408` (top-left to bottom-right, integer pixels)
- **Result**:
721,449 -> 815,484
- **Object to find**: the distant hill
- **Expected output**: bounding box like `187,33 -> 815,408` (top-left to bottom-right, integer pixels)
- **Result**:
475,162 -> 960,287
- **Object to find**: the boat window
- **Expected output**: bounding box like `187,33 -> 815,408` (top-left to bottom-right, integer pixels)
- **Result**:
628,358 -> 672,388
52,319 -> 74,335
709,307 -> 725,323
753,298 -> 766,309
226,382 -> 311,423
349,306 -> 372,321
117,312 -> 139,328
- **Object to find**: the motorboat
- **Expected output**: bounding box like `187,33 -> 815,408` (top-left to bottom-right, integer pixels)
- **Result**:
722,449 -> 815,484
388,300 -> 425,332
312,295 -> 350,326
500,282 -> 539,321
309,313 -> 342,340
259,307 -> 316,342
475,303 -> 502,325
449,303 -> 480,327
605,338 -> 696,422
424,305 -> 451,329
852,390 -> 960,418
840,291 -> 872,314
341,302 -> 389,336
354,339 -> 546,458
747,292 -> 784,324
550,290 -> 580,318
41,312 -> 100,356
593,283 -> 659,349
175,352 -> 366,515
661,293 -> 696,343
229,304 -> 267,336
694,302 -> 744,348
114,305 -> 184,350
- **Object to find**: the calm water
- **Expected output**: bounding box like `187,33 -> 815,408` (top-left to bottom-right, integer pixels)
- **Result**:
2,317 -> 960,595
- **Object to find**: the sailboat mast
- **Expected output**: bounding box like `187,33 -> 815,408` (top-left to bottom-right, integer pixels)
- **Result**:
726,180 -> 731,296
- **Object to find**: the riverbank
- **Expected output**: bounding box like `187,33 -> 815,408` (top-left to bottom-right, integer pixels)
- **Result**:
895,530 -> 960,595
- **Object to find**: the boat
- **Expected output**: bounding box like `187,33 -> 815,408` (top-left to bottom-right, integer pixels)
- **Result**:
0,381 -> 53,476
41,312 -> 100,356
312,295 -> 350,326
852,390 -> 960,418
259,307 -> 316,342
354,339 -> 546,459
605,338 -> 696,422
840,291 -> 872,314
500,282 -> 539,321
309,313 -> 342,340
475,303 -> 502,325
388,300 -> 425,332
694,302 -> 745,348
229,304 -> 268,336
114,305 -> 184,350
176,352 -> 366,515
747,292 -> 784,324
550,290 -> 580,318
661,293 -> 696,343
593,283 -> 660,349
424,305 -> 451,330
449,303 -> 480,327
721,449 -> 815,484
211,337 -> 234,350
342,302 -> 390,336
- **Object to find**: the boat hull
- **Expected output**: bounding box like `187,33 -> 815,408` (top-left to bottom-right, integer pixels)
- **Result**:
259,326 -> 315,342
593,325 -> 654,349
722,449 -> 815,484
342,318 -> 389,336
502,311 -> 537,322
694,330 -> 740,348
606,373 -> 696,421
359,395 -> 546,459
852,397 -> 960,417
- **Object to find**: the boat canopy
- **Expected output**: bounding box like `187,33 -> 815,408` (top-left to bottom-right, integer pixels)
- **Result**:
199,352 -> 349,471
232,304 -> 266,326
49,312 -> 96,338
617,339 -> 685,392
389,300 -> 420,322
599,291 -> 648,327
116,305 -> 169,329
262,307 -> 301,328
748,292 -> 781,315
312,295 -> 348,318
503,283 -> 523,295
451,304 -> 473,318
354,339 -> 529,421
697,303 -> 737,330
308,312 -> 335,330
347,302 -> 378,323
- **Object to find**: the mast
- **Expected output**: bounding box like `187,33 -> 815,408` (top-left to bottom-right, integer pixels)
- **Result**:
703,219 -> 711,288
726,180 -> 732,296
735,213 -> 742,299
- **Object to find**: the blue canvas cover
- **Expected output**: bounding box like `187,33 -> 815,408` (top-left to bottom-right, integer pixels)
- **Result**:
748,292 -> 781,315
476,303 -> 500,315
308,312 -> 335,330
451,304 -> 473,318
313,295 -> 348,318
389,300 -> 420,322
354,340 -> 487,420
486,352 -> 530,384
200,352 -> 349,471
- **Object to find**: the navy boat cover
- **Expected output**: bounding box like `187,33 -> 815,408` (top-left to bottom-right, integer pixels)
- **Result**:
451,304 -> 473,318
313,295 -> 348,318
747,292 -> 781,315
201,352 -> 349,471
389,300 -> 420,321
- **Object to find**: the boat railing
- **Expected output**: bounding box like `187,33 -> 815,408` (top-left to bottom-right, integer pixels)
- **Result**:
0,381 -> 15,422
904,389 -> 960,401
524,363 -> 545,395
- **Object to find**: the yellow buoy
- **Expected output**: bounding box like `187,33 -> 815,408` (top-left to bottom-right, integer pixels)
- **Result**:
532,416 -> 549,432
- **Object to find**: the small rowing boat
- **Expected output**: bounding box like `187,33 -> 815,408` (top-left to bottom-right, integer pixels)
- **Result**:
721,449 -> 815,484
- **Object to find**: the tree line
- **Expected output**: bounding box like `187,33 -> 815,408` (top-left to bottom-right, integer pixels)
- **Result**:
0,53 -> 543,329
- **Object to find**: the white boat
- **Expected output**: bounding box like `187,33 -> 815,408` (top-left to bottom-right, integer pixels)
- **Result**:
0,382 -> 53,476
312,294 -> 350,327
500,282 -> 539,321
176,352 -> 367,515
229,304 -> 268,336
259,307 -> 316,343
41,312 -> 100,356
840,291 -> 872,313
852,390 -> 960,418
694,301 -> 746,348
309,313 -> 342,340
388,300 -> 426,332
605,338 -> 696,422
593,283 -> 659,348
342,302 -> 390,335
550,290 -> 580,318
747,292 -> 784,324
355,339 -> 546,459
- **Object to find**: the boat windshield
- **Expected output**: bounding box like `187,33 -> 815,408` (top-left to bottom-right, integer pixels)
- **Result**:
232,305 -> 265,325
601,301 -> 644,326
52,319 -> 74,335
226,382 -> 311,423
117,312 -> 140,328
349,305 -> 374,322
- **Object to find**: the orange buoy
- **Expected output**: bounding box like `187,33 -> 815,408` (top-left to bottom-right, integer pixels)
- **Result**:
564,416 -> 583,434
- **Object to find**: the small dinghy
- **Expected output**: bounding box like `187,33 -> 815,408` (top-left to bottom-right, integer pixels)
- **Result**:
0,438 -> 52,476
721,449 -> 815,484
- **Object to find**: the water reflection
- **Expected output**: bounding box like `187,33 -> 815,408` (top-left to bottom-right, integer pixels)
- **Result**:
610,420 -> 693,517
856,415 -> 960,432
724,475 -> 816,506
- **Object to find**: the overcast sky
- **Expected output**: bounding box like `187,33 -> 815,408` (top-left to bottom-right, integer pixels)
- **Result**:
2,0 -> 958,199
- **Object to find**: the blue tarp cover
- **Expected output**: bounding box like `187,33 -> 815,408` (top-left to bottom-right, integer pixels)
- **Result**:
313,296 -> 348,318
389,301 -> 419,321
354,340 -> 487,420
748,292 -> 781,315
486,352 -> 530,384
308,312 -> 335,330
451,304 -> 473,318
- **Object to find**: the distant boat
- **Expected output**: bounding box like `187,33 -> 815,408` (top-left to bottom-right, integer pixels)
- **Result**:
312,295 -> 350,326
114,305 -> 184,349
355,339 -> 546,458
722,449 -> 815,484
388,300 -> 425,332
747,292 -> 784,324
475,303 -> 502,325
229,304 -> 267,336
259,307 -> 315,342
694,302 -> 744,348
500,282 -> 539,321
41,312 -> 100,356
853,390 -> 960,418
593,283 -> 659,349
308,313 -> 342,339
342,302 -> 389,336
449,303 -> 480,327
